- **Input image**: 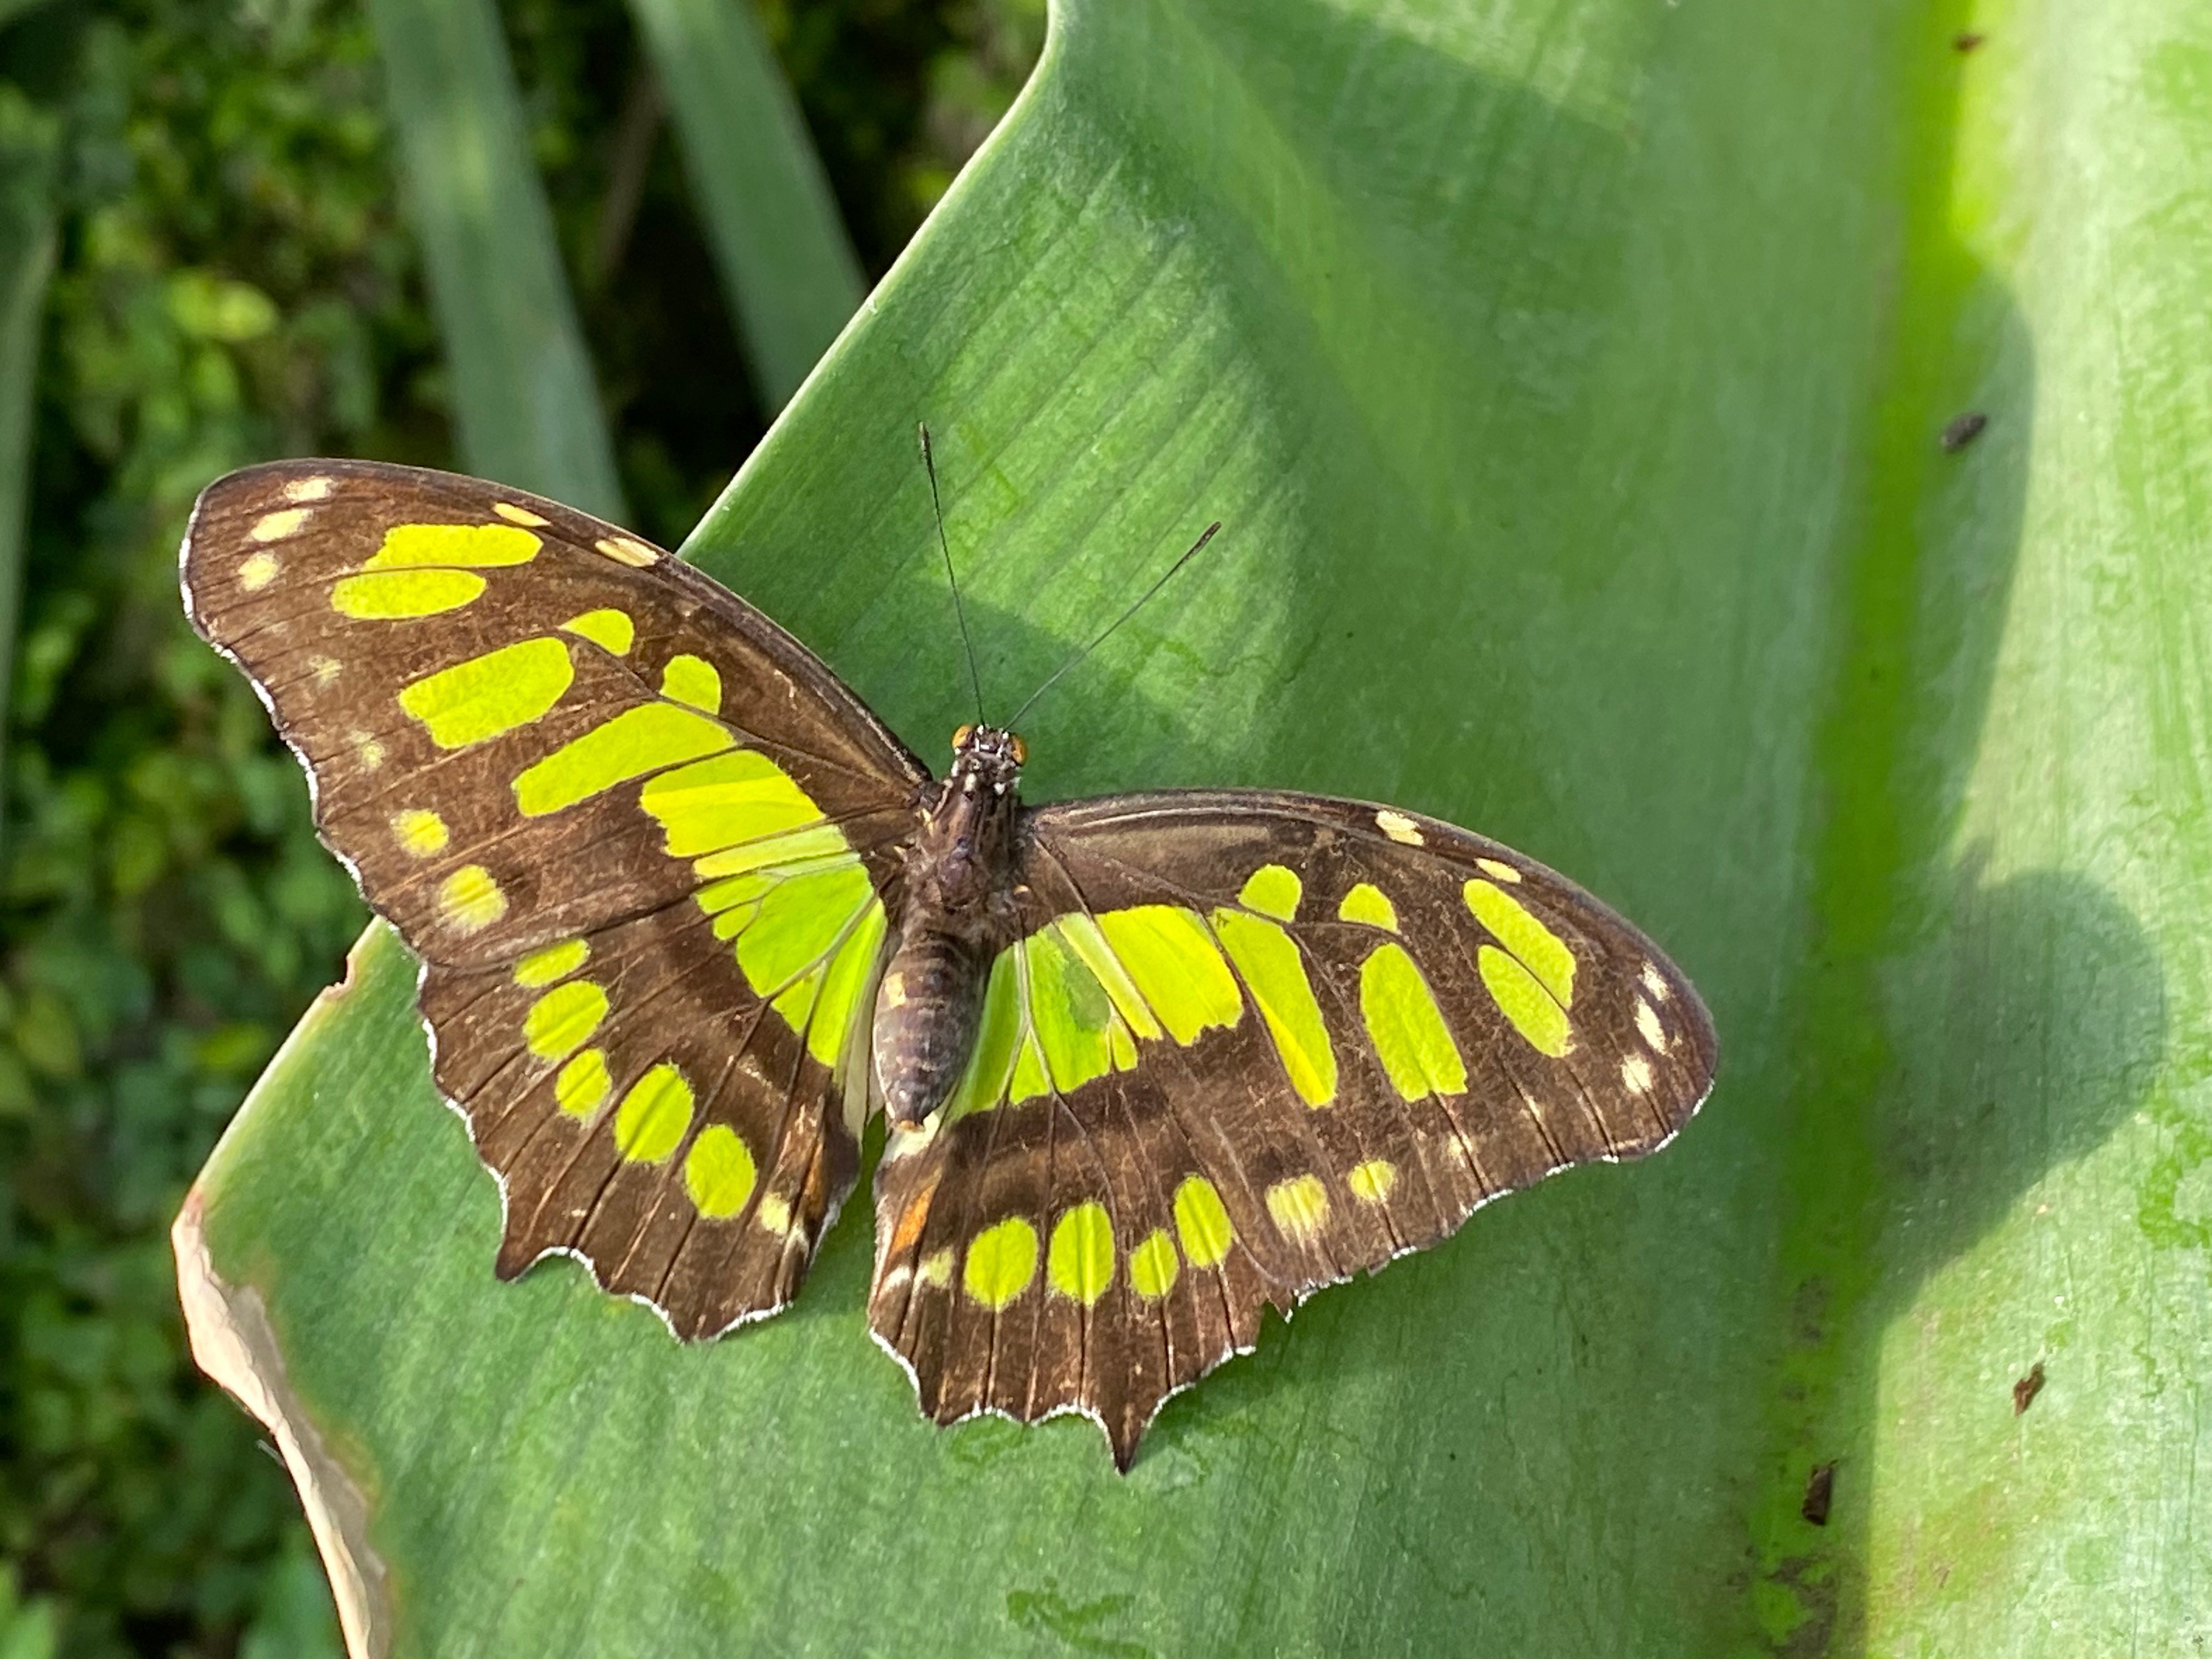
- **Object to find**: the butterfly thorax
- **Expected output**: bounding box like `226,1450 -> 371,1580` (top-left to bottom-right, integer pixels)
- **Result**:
873,725 -> 1028,1127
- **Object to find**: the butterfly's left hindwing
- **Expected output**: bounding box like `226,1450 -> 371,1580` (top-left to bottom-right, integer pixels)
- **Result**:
867,791 -> 1715,1465
182,459 -> 923,1336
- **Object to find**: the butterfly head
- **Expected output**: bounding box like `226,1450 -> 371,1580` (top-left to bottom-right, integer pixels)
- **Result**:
949,723 -> 1025,798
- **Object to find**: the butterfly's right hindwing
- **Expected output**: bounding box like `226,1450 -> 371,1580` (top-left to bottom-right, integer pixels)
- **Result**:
866,789 -> 1716,1464
182,458 -> 924,1334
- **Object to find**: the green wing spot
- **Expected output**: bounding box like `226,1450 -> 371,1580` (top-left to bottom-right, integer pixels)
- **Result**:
1347,1159 -> 1397,1204
806,900 -> 886,1067
399,637 -> 573,749
944,951 -> 1023,1120
1127,1229 -> 1180,1300
661,653 -> 721,713
698,871 -> 773,938
1211,910 -> 1338,1107
1173,1176 -> 1234,1269
1238,863 -> 1302,922
1478,944 -> 1570,1057
1095,907 -> 1242,1046
1024,930 -> 1133,1096
391,809 -> 450,857
1050,913 -> 1164,1041
514,939 -> 589,988
1464,878 -> 1576,1007
732,860 -> 874,1002
366,521 -> 541,568
560,608 -> 634,654
555,1049 -> 611,1118
331,569 -> 486,618
436,865 -> 507,933
523,980 -> 609,1062
683,1125 -> 758,1219
640,749 -> 833,859
614,1063 -> 694,1163
1008,1024 -> 1052,1105
514,705 -> 733,816
772,969 -> 823,1036
1338,882 -> 1399,931
1359,943 -> 1468,1099
963,1217 -> 1040,1309
1266,1173 -> 1330,1243
1047,1203 -> 1116,1305
693,825 -> 852,878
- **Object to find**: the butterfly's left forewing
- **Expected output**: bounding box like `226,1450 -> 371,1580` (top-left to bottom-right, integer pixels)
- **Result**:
183,459 -> 924,1336
866,790 -> 1714,1465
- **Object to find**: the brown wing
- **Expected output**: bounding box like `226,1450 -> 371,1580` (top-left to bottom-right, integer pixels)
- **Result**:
182,458 -> 923,1334
866,789 -> 1715,1465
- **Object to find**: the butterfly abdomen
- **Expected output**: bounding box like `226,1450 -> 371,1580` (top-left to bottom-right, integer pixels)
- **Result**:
874,927 -> 994,1126
872,727 -> 1027,1126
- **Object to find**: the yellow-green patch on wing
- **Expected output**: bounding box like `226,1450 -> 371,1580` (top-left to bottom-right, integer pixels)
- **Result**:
366,522 -> 541,569
805,899 -> 886,1067
1127,1229 -> 1180,1300
943,951 -> 1023,1120
560,608 -> 634,654
1465,878 -> 1576,1007
1238,864 -> 1301,922
1338,882 -> 1398,931
614,1063 -> 693,1163
640,749 -> 832,858
391,809 -> 449,857
514,939 -> 589,988
1173,1176 -> 1234,1269
1359,943 -> 1467,1100
1094,907 -> 1241,1046
524,980 -> 608,1062
399,637 -> 573,749
1050,912 -> 1163,1041
555,1049 -> 611,1118
963,1217 -> 1040,1310
1023,929 -> 1130,1096
436,865 -> 507,933
661,654 -> 721,713
731,861 -> 874,999
684,1125 -> 758,1219
1266,1173 -> 1330,1243
1211,909 -> 1338,1107
332,569 -> 486,619
1479,944 -> 1571,1057
514,704 -> 732,816
1047,1203 -> 1116,1305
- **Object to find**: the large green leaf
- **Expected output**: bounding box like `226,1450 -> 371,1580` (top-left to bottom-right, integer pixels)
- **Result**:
176,0 -> 2212,1652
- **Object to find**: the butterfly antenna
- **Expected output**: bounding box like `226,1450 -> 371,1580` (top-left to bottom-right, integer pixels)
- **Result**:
1007,518 -> 1222,729
917,422 -> 988,724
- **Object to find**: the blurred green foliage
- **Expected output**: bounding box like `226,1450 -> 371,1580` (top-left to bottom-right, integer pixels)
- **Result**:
0,1 -> 1039,1653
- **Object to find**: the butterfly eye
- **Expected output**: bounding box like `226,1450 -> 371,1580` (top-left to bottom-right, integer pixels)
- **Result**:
1008,733 -> 1026,766
953,724 -> 975,751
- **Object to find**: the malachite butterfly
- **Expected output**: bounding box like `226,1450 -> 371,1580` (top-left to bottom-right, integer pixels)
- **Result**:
180,457 -> 1717,1468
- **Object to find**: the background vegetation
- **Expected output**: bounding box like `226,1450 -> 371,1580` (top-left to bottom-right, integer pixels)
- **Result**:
0,3 -> 1038,1652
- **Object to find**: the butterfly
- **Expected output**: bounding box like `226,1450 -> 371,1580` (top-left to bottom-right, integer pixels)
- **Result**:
180,454 -> 1716,1468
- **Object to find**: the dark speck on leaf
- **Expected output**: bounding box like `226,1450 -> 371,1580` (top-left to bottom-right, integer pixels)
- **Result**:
1801,1461 -> 1836,1526
1942,410 -> 1989,452
2013,1361 -> 2046,1415
1954,31 -> 1985,52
